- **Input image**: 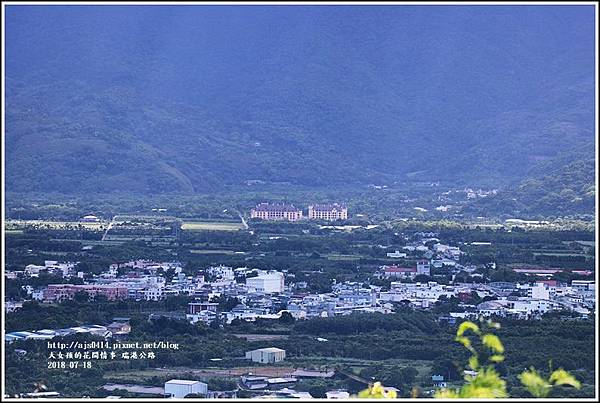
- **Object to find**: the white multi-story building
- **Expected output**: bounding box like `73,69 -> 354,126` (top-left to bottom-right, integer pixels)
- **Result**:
416,260 -> 431,276
251,203 -> 303,221
246,271 -> 284,293
308,203 -> 348,221
571,280 -> 595,292
528,283 -> 551,300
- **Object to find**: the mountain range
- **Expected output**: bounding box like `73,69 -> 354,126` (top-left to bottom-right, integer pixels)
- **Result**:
5,5 -> 596,214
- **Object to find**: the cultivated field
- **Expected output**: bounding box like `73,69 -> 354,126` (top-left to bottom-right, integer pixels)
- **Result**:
189,249 -> 238,255
231,334 -> 289,342
5,219 -> 106,231
182,221 -> 245,231
106,366 -> 295,380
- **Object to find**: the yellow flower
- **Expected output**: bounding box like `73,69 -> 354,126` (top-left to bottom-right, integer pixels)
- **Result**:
385,389 -> 398,398
372,382 -> 384,395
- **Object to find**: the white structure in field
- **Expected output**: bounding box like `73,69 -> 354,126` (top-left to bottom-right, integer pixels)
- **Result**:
386,250 -> 407,258
164,380 -> 207,397
245,347 -> 286,363
246,271 -> 284,293
81,215 -> 100,222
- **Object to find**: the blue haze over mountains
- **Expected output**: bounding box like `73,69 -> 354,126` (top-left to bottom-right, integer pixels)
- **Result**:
5,5 -> 595,207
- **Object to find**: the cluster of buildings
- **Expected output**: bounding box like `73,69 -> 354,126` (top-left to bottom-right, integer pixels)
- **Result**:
379,260 -> 431,279
473,280 -> 595,319
5,318 -> 131,344
6,253 -> 595,324
162,369 -> 344,399
398,239 -> 463,263
6,260 -> 81,279
250,203 -> 348,222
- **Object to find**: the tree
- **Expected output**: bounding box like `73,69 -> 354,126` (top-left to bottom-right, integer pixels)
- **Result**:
278,311 -> 295,324
435,320 -> 581,398
73,291 -> 90,303
359,319 -> 582,399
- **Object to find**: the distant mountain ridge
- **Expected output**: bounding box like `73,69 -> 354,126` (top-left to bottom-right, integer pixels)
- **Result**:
5,6 -> 595,202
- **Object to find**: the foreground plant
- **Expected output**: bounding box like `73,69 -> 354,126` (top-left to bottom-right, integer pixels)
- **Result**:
434,319 -> 580,398
358,382 -> 398,399
358,318 -> 581,398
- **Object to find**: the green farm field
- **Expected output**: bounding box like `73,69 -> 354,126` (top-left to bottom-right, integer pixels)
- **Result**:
182,221 -> 245,231
5,219 -> 107,230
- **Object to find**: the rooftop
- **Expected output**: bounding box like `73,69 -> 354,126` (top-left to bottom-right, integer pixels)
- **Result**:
309,203 -> 347,211
384,266 -> 417,272
248,347 -> 286,353
252,203 -> 301,212
165,379 -> 203,385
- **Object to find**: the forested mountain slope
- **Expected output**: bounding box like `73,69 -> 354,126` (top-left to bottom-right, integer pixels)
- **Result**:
5,6 -> 595,197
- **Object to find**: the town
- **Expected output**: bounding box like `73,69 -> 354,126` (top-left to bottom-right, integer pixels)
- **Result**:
4,2 -> 596,400
4,210 -> 596,398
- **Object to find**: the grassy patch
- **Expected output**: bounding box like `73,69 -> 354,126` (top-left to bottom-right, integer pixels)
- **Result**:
327,254 -> 362,261
6,219 -> 106,230
189,249 -> 237,255
182,221 -> 244,231
231,334 -> 289,341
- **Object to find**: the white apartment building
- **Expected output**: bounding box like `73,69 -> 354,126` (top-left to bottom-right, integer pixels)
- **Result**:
308,203 -> 348,221
246,271 -> 285,293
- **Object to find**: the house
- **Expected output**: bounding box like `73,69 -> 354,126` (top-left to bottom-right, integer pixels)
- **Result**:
381,265 -> 417,279
571,280 -> 595,292
107,321 -> 131,339
164,380 -> 208,398
417,260 -> 431,275
386,250 -> 407,258
187,310 -> 217,325
240,376 -> 269,390
25,264 -> 46,277
5,301 -> 23,313
432,375 -> 447,388
5,270 -> 22,279
106,322 -> 131,335
188,301 -> 219,314
432,259 -> 457,268
207,265 -> 235,280
245,347 -> 286,364
266,377 -> 298,389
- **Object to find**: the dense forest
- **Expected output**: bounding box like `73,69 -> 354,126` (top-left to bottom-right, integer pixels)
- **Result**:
4,304 -> 595,398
